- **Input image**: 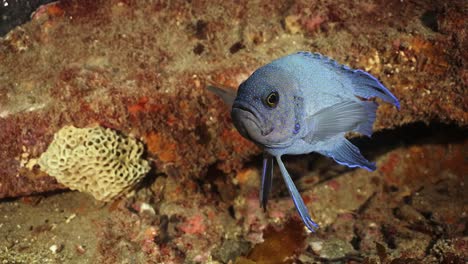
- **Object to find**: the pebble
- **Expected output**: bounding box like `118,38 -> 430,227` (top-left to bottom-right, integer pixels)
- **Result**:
65,213 -> 76,223
49,244 -> 58,254
49,244 -> 63,254
76,244 -> 86,254
139,202 -> 156,216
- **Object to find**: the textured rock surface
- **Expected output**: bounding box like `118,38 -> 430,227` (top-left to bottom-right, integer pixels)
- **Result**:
1,126 -> 465,263
0,0 -> 466,263
0,0 -> 466,199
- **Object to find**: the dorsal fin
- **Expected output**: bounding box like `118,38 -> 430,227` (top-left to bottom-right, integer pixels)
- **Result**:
207,85 -> 237,106
296,51 -> 400,109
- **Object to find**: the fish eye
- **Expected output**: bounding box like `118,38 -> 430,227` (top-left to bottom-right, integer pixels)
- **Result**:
265,91 -> 279,108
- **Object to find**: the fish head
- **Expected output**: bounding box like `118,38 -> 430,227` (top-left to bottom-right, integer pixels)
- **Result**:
231,65 -> 303,148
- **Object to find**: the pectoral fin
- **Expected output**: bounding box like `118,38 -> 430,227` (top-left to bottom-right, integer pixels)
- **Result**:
207,85 -> 237,106
318,137 -> 376,171
276,156 -> 319,232
304,100 -> 377,143
260,153 -> 274,210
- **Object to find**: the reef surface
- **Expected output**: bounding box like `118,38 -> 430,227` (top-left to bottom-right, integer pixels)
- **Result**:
0,0 -> 466,263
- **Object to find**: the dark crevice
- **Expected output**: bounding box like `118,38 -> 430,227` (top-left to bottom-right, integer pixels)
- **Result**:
0,0 -> 57,36
155,215 -> 170,244
242,122 -> 466,202
381,224 -> 397,249
350,226 -> 362,251
420,10 -> 439,32
424,237 -> 440,256
357,122 -> 466,158
355,192 -> 376,215
403,195 -> 412,204
464,221 -> 468,236
228,205 -> 236,219
310,123 -> 463,174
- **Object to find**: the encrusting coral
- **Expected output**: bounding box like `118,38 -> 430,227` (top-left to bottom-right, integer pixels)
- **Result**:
38,125 -> 150,201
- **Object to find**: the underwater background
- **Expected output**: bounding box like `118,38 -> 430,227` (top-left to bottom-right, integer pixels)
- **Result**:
0,0 -> 466,263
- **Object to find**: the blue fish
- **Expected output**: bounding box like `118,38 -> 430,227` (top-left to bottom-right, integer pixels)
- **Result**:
209,52 -> 399,232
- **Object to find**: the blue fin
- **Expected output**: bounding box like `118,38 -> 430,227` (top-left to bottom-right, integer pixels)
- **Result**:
276,156 -> 319,232
296,51 -> 400,109
347,69 -> 400,109
304,100 -> 377,143
318,137 -> 376,171
355,101 -> 377,137
207,85 -> 236,106
260,153 -> 274,210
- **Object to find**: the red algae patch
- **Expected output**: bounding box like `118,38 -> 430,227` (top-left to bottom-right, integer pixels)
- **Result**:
144,132 -> 178,164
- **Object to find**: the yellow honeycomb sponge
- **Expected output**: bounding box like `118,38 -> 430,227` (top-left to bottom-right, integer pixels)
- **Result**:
38,125 -> 151,201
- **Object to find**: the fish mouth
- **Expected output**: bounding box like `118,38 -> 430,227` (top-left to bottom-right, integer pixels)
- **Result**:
231,102 -> 273,141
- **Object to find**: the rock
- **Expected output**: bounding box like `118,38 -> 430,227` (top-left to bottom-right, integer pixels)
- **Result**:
308,238 -> 357,260
212,239 -> 251,263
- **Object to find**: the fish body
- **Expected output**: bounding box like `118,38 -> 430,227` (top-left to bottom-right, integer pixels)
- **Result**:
209,52 -> 399,232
